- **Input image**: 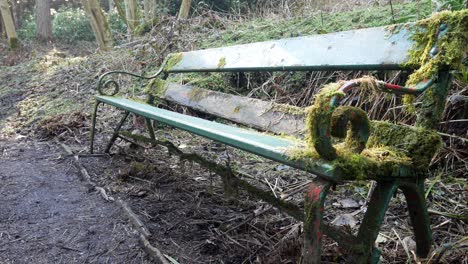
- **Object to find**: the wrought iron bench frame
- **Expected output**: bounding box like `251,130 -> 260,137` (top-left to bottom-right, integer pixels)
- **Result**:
89,21 -> 454,263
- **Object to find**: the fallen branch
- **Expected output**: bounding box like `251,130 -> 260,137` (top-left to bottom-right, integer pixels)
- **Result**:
140,234 -> 171,264
428,209 -> 468,220
57,140 -> 170,263
117,199 -> 151,238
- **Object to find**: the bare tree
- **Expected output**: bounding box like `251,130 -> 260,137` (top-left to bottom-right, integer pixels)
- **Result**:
124,0 -> 138,34
178,0 -> 192,19
35,0 -> 52,41
112,0 -> 127,23
143,0 -> 156,22
82,0 -> 113,50
0,0 -> 18,48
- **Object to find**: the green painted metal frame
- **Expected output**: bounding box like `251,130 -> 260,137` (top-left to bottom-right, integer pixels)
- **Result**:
87,22 -> 455,264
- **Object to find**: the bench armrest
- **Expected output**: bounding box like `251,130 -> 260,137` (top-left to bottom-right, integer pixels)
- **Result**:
96,57 -> 171,96
310,23 -> 449,161
309,76 -> 437,161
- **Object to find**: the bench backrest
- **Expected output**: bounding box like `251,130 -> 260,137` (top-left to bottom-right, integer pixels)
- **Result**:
154,21 -> 455,131
164,25 -> 415,73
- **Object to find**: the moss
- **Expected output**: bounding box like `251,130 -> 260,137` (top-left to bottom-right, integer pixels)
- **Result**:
163,52 -> 183,72
271,103 -> 306,116
145,78 -> 168,98
305,77 -> 376,160
217,57 -> 226,68
127,161 -> 156,178
233,105 -> 241,113
284,72 -> 442,179
8,37 -> 19,49
188,87 -> 208,102
367,120 -> 442,170
403,10 -> 468,125
287,141 -> 412,180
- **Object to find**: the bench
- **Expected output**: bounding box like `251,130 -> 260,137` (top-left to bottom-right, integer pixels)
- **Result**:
89,16 -> 460,263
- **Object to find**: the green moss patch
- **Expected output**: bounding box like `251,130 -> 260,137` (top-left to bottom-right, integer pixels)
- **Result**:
145,78 -> 168,98
164,53 -> 183,72
217,57 -> 226,68
403,10 -> 468,126
286,73 -> 442,179
367,121 -> 441,170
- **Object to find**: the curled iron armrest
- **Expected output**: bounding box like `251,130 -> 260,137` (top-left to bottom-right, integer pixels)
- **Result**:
96,62 -> 167,96
311,23 -> 448,161
329,78 -> 435,107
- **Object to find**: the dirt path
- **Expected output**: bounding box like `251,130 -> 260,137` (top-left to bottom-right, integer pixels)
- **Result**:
0,139 -> 150,264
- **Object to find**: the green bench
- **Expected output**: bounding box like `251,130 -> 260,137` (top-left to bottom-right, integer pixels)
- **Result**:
89,14 -> 462,263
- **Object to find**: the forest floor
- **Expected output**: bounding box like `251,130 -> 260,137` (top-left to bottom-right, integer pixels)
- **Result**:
1,4 -> 467,263
0,138 -> 150,264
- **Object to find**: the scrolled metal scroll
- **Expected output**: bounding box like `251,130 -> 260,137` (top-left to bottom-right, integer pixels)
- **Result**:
96,60 -> 168,96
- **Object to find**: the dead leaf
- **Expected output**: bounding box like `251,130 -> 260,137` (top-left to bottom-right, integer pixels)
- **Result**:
331,214 -> 357,228
338,198 -> 359,208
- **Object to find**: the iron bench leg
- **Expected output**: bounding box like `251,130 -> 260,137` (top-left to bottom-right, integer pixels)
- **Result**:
105,111 -> 130,153
302,178 -> 332,264
399,180 -> 432,258
353,181 -> 398,264
145,118 -> 156,141
90,101 -> 102,154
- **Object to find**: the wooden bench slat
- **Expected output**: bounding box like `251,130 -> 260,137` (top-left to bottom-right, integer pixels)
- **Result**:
168,25 -> 414,73
163,83 -> 306,136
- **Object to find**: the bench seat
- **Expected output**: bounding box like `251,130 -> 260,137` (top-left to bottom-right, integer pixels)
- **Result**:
97,95 -> 415,181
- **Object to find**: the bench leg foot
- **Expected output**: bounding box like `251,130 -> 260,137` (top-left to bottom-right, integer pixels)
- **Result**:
105,111 -> 130,153
353,181 -> 398,264
399,180 -> 432,257
90,101 -> 102,154
301,178 -> 332,264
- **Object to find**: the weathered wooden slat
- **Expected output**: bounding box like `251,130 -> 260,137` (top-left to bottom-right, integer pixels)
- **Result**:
167,25 -> 414,73
162,83 -> 307,136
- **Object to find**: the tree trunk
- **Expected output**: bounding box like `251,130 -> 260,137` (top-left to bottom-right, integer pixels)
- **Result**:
124,0 -> 138,34
0,0 -> 18,48
35,0 -> 52,41
109,0 -> 114,12
82,0 -> 113,51
143,0 -> 156,22
112,0 -> 127,24
178,0 -> 192,19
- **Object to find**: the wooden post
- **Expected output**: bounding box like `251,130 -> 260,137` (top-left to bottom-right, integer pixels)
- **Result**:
82,0 -> 113,51
0,0 -> 18,48
178,0 -> 192,19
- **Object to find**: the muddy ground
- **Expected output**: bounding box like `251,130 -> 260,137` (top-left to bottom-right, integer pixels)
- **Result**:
0,139 -> 151,263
